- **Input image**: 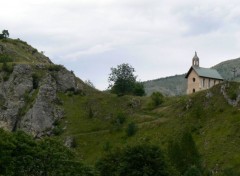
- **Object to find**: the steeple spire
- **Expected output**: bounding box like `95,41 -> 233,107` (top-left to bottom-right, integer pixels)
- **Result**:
192,51 -> 199,67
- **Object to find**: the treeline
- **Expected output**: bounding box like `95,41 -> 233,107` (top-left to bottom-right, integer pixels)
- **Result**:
0,129 -> 95,176
0,128 -> 212,176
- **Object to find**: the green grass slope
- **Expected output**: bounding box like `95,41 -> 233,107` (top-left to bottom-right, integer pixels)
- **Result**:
58,82 -> 240,175
2,37 -> 240,174
0,38 -> 52,64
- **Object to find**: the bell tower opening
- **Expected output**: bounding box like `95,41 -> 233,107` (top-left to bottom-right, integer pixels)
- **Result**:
192,51 -> 199,67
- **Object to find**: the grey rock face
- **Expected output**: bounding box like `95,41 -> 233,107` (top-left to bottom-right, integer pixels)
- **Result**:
56,69 -> 83,92
0,64 -> 33,130
0,64 -> 80,136
20,74 -> 59,136
221,84 -> 240,107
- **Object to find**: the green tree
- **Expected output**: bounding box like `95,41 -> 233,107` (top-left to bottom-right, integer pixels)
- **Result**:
0,130 -> 95,176
133,82 -> 145,96
150,92 -> 164,107
96,144 -> 172,176
2,30 -> 9,38
108,63 -> 145,96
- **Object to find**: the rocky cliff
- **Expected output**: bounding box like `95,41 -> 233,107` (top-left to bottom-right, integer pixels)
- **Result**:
0,38 -> 89,137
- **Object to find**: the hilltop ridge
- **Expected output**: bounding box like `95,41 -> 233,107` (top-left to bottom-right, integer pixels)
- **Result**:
0,38 -> 52,64
0,38 -> 95,136
1,37 -> 240,175
143,57 -> 240,96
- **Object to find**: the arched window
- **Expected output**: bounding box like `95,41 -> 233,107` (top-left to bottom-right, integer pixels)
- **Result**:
193,78 -> 195,82
193,89 -> 195,93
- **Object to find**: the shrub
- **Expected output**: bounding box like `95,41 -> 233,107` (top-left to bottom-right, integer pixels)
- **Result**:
52,126 -> 64,136
151,92 -> 164,106
112,112 -> 126,125
48,64 -> 63,71
2,62 -> 13,73
96,144 -> 173,176
184,166 -> 201,176
88,107 -> 94,118
126,122 -> 137,137
111,112 -> 127,131
133,82 -> 145,96
0,55 -> 13,63
3,73 -> 10,82
32,73 -> 40,89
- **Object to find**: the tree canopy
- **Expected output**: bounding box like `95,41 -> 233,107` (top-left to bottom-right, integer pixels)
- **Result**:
108,63 -> 145,96
0,129 -> 95,176
96,144 -> 173,176
0,30 -> 9,39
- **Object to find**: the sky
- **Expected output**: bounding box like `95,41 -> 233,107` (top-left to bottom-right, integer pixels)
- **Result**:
1,0 -> 240,90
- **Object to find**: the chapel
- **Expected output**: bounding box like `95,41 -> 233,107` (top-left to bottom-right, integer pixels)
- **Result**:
185,52 -> 223,94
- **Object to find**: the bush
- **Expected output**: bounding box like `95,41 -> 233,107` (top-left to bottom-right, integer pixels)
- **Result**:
133,82 -> 145,96
2,62 -> 13,73
126,122 -> 137,137
151,92 -> 164,106
96,144 -> 173,176
65,87 -> 83,96
111,112 -> 127,131
32,73 -> 40,89
0,130 -> 96,176
112,112 -> 126,125
48,64 -> 63,71
3,73 -> 10,82
0,55 -> 13,63
52,126 -> 64,136
88,107 -> 94,118
184,166 -> 202,176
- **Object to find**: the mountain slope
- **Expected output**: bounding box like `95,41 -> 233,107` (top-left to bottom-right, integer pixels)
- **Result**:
213,57 -> 240,81
0,38 -> 52,64
59,81 -> 240,175
143,57 -> 240,96
143,74 -> 187,96
0,38 -> 94,136
1,38 -> 240,175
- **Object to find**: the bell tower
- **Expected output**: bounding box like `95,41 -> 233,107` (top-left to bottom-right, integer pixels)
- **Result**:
192,51 -> 199,67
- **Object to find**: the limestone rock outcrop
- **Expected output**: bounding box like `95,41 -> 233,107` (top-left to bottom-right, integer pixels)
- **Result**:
0,64 -> 83,136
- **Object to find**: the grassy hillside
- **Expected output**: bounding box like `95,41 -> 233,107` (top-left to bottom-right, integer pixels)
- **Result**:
2,37 -> 240,175
57,81 -> 240,175
0,38 -> 52,64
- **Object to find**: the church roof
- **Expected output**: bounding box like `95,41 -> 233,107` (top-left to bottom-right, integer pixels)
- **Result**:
185,66 -> 223,80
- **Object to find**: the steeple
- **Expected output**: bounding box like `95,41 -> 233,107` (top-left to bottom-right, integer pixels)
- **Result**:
192,51 -> 199,67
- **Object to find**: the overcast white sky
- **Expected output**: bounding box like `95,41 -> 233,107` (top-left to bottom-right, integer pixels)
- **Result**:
1,0 -> 240,90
